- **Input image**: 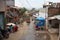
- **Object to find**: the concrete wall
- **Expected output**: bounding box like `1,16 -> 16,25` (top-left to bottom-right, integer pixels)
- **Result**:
40,8 -> 48,13
39,8 -> 48,18
39,8 -> 48,29
6,0 -> 15,6
0,0 -> 15,12
0,0 -> 6,11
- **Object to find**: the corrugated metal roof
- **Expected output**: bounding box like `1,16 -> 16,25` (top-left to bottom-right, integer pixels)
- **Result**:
54,15 -> 60,20
48,15 -> 60,20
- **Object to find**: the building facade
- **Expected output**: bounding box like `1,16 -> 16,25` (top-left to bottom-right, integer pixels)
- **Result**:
0,0 -> 15,11
0,0 -> 6,11
6,0 -> 15,6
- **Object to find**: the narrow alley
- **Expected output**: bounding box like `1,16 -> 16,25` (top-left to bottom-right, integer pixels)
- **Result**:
4,19 -> 58,40
5,20 -> 35,40
4,20 -> 51,40
0,0 -> 59,40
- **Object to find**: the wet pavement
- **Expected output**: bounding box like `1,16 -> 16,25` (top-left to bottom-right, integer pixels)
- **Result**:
20,21 -> 35,40
35,33 -> 50,40
20,21 -> 51,40
4,20 -> 58,40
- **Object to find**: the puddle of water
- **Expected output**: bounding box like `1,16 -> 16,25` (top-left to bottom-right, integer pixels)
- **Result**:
35,33 -> 51,40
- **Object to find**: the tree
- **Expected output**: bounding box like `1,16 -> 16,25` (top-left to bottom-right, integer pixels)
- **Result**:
31,8 -> 36,11
19,7 -> 27,17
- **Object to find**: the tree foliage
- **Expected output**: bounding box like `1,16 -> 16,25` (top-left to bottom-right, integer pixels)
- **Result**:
19,7 -> 27,17
31,8 -> 35,11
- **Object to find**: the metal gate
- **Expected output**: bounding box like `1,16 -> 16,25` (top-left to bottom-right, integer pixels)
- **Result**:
0,12 -> 4,29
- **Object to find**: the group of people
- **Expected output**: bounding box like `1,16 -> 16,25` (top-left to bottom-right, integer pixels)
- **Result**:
6,6 -> 19,25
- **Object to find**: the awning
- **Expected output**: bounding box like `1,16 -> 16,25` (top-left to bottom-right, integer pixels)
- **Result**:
7,23 -> 16,26
48,15 -> 60,20
35,17 -> 45,21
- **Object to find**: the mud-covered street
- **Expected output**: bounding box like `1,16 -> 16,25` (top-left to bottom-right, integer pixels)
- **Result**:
4,20 -> 58,40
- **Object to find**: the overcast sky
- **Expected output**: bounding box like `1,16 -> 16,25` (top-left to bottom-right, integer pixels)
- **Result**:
15,0 -> 60,9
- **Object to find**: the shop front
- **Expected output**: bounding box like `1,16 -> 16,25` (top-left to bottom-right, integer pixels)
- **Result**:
48,15 -> 60,36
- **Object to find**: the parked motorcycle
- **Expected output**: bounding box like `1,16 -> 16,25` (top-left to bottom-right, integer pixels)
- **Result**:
1,29 -> 9,39
0,31 -> 3,40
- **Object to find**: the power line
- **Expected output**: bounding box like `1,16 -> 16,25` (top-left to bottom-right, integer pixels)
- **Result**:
19,0 -> 31,8
26,0 -> 32,7
18,0 -> 25,7
16,0 -> 32,8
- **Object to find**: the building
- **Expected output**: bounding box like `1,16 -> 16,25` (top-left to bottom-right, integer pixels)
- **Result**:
43,2 -> 60,8
0,0 -> 6,11
6,0 -> 15,6
43,2 -> 60,40
48,7 -> 60,17
0,0 -> 15,11
43,2 -> 60,17
43,2 -> 52,8
0,0 -> 15,29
